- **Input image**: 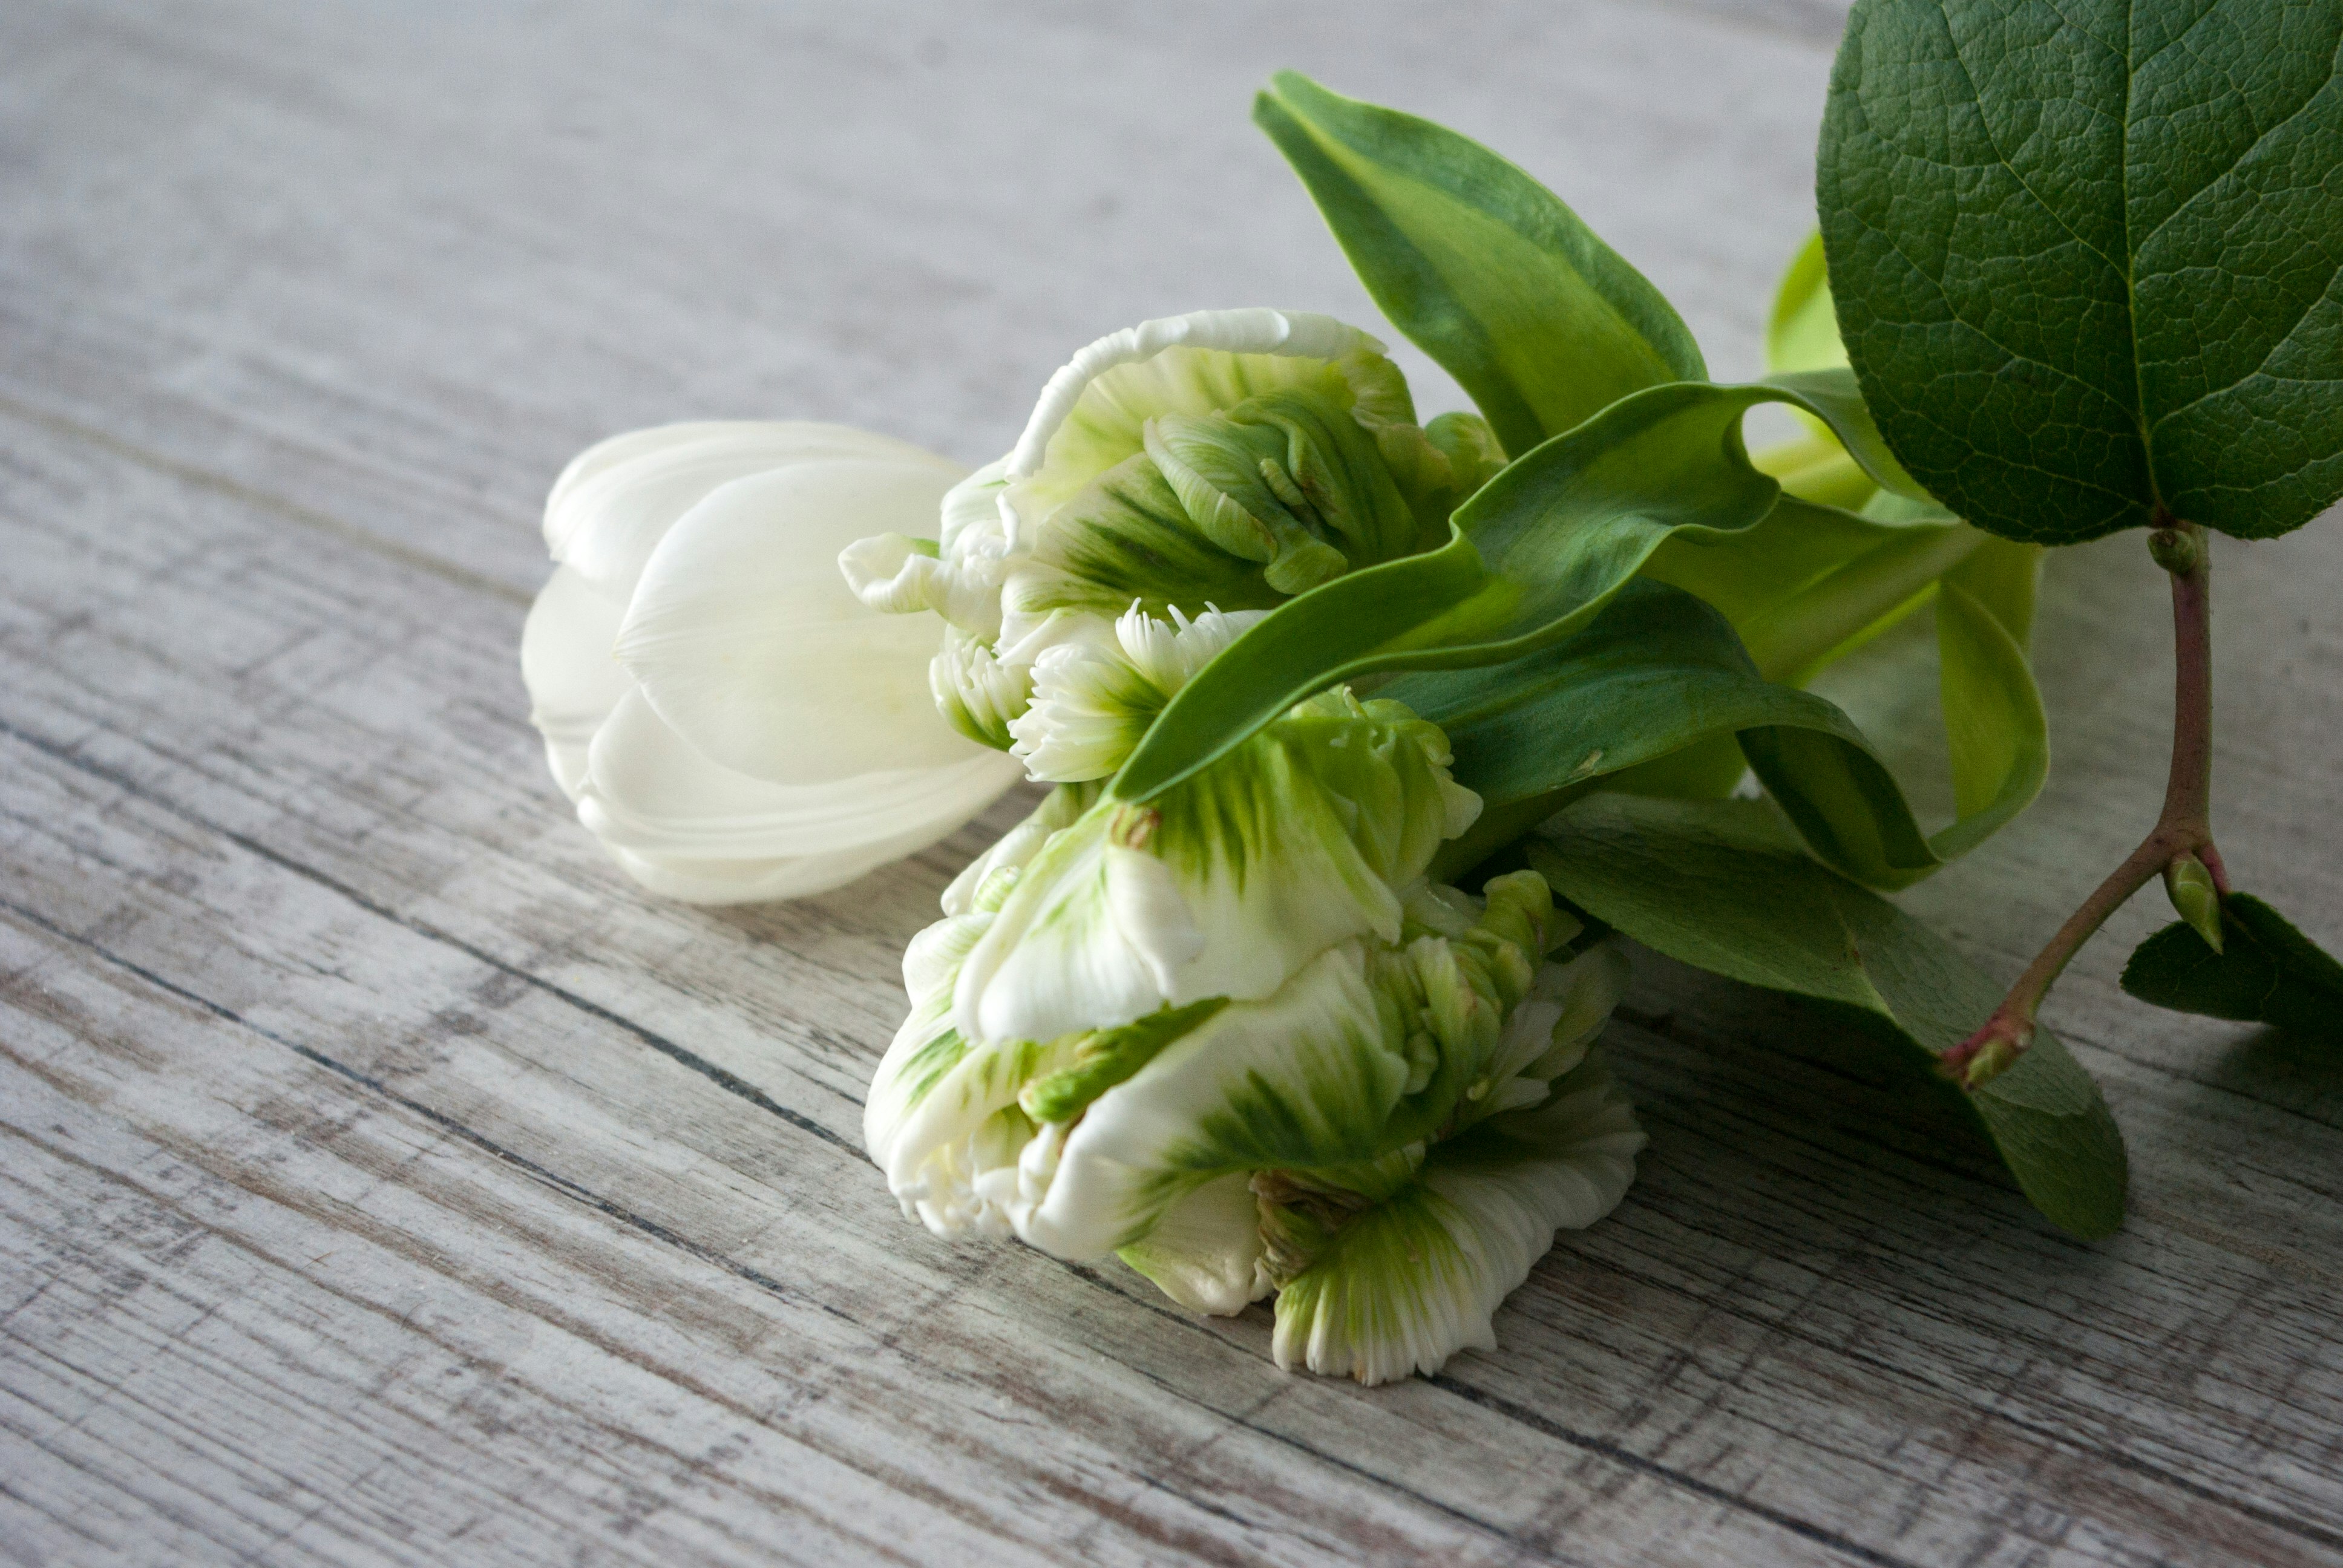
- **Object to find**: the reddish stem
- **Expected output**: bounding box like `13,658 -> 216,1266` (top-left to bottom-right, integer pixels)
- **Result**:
1942,518 -> 2221,1089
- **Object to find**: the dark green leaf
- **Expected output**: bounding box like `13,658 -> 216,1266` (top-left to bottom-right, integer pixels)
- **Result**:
1818,0 -> 2343,544
1530,794 -> 2128,1238
2120,893 -> 2343,1039
1254,71 -> 1703,456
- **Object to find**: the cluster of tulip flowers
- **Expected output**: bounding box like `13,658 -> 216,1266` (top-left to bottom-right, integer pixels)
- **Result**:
522,309 -> 1647,1383
515,61 -> 2181,1380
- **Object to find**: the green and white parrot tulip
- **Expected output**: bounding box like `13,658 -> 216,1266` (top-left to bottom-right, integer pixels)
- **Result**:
840,309 -> 1505,785
865,688 -> 1645,1384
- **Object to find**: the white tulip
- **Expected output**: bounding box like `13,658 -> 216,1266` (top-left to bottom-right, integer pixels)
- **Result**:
840,309 -> 1506,787
522,421 -> 1024,903
865,690 -> 1645,1384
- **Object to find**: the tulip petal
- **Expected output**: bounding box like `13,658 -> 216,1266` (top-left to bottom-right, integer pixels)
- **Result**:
604,841 -> 932,905
1270,1051 -> 1645,1385
547,421 -> 957,601
1006,310 -> 1384,523
955,691 -> 1464,1047
1118,1172 -> 1271,1314
520,566 -> 629,800
617,461 -> 995,784
1018,942 -> 1414,1258
576,688 -> 1014,900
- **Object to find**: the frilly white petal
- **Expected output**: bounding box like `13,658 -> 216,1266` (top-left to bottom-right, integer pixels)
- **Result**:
1018,943 -> 1409,1258
939,457 -> 1012,553
520,566 -> 629,800
546,421 -> 955,601
1007,310 -> 1383,480
958,694 -> 1468,1046
1003,310 -> 1388,537
616,461 -> 989,784
931,629 -> 1032,751
1008,603 -> 1267,783
1270,1052 -> 1645,1385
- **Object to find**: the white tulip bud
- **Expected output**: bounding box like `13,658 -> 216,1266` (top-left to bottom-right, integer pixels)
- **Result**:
522,422 -> 1023,903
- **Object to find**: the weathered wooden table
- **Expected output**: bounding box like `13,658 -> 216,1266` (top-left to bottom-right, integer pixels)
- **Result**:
7,4 -> 2341,1564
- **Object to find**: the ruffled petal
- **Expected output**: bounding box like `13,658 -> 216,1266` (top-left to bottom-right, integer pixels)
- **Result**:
955,691 -> 1466,1047
1004,310 -> 1384,528
1269,1050 -> 1645,1385
520,566 -> 630,800
1008,603 -> 1267,783
616,461 -> 992,785
1018,942 -> 1412,1258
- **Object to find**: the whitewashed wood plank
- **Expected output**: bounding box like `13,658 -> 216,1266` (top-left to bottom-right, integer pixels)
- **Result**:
7,408 -> 2343,1565
0,754 -> 1901,1567
0,0 -> 1844,593
5,0 -> 2342,1564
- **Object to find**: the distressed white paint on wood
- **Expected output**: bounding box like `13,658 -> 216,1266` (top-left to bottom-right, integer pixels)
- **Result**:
2,2 -> 2341,1565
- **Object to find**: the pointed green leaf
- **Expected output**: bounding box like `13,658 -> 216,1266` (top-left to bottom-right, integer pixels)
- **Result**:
1818,0 -> 2343,543
1529,794 -> 2128,1238
1388,580 -> 2033,890
1254,71 -> 1703,456
2120,893 -> 2343,1039
1110,373 -> 1921,806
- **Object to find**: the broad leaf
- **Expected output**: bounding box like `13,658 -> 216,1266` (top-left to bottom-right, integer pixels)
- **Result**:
1530,794 -> 2128,1238
1819,0 -> 2343,544
2121,893 -> 2343,1039
1254,71 -> 1703,456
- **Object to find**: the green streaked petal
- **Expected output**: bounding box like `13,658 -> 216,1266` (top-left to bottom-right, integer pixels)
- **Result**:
1020,941 -> 1415,1258
1117,1171 -> 1271,1315
1268,1049 -> 1644,1384
954,690 -> 1470,1047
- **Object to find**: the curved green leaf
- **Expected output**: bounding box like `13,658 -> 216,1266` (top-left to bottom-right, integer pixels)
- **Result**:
1111,373 -> 1921,805
1392,580 -> 1958,888
1819,0 -> 2343,543
1529,794 -> 2128,1239
1253,71 -> 1703,456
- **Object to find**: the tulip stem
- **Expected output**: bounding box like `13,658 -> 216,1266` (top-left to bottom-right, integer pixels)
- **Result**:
1941,517 -> 2224,1089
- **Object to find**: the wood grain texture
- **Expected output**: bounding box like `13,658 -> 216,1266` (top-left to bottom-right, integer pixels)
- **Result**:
2,2 -> 2340,1564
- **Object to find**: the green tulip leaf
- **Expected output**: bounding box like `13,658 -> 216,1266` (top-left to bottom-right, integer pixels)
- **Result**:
1110,373 -> 2042,889
1529,794 -> 2128,1239
1383,578 -> 2033,891
1768,230 -> 1848,378
1818,0 -> 2343,544
2120,893 -> 2343,1039
1254,70 -> 1704,456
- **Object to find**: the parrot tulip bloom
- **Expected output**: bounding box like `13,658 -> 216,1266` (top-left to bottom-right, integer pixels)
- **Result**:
841,309 -> 1505,786
522,421 -> 1023,903
865,690 -> 1645,1384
